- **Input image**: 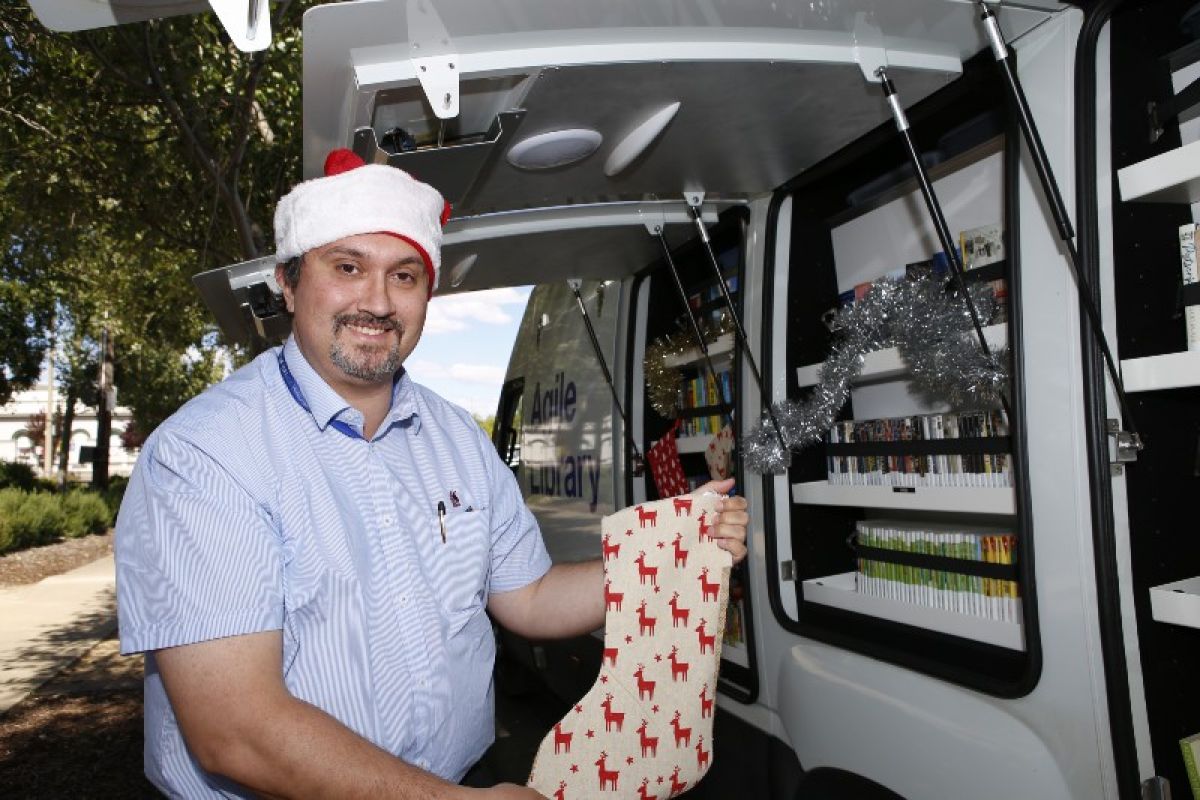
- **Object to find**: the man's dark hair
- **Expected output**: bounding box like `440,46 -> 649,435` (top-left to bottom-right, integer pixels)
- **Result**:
280,256 -> 302,289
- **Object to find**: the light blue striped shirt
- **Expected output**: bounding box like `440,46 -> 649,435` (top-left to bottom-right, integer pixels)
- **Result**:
116,336 -> 551,797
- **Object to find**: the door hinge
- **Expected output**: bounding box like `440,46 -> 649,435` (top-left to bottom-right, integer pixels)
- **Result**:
1140,775 -> 1171,800
780,560 -> 797,582
1107,418 -> 1142,475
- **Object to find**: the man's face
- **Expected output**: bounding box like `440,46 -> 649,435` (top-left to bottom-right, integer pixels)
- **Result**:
277,233 -> 429,396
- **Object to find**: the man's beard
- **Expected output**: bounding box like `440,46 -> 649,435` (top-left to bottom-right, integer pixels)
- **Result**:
329,314 -> 405,383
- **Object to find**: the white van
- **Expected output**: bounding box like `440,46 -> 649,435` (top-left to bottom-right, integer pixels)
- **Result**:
31,1 -> 1200,797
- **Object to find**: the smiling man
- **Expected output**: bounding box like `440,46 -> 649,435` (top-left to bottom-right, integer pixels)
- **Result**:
114,151 -> 749,799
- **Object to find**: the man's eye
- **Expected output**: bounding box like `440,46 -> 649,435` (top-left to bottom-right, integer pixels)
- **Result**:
391,271 -> 416,283
337,263 -> 358,274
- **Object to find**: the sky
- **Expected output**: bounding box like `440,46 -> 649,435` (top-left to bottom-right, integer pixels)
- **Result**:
404,286 -> 532,418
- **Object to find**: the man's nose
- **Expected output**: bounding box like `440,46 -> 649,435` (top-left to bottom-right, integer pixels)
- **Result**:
355,271 -> 395,318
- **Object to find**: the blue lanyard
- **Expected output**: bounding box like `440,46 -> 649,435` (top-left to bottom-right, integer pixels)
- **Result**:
277,350 -> 365,441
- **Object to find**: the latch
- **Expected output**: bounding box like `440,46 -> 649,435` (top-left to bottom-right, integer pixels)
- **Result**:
780,560 -> 797,582
1107,418 -> 1142,475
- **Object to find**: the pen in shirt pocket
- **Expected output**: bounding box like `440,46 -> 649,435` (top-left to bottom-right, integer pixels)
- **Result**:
437,500 -> 447,544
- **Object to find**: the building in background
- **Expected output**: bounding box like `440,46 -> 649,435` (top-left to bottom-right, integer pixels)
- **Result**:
0,381 -> 138,480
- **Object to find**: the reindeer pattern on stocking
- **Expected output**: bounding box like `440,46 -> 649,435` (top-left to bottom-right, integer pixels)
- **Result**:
528,494 -> 733,798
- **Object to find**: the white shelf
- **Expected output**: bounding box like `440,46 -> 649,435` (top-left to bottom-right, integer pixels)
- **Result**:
795,324 -> 1008,388
663,333 -> 735,369
1117,139 -> 1200,203
802,572 -> 1025,651
675,435 -> 710,454
1120,349 -> 1200,392
791,480 -> 1015,515
1149,576 -> 1200,630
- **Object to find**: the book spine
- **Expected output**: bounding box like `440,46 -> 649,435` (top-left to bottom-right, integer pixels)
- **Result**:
1181,733 -> 1200,800
1181,224 -> 1200,351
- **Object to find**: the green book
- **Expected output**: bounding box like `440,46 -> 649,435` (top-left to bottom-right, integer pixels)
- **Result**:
1183,732 -> 1200,800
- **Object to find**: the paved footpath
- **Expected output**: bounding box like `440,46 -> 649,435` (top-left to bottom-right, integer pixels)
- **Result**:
0,555 -> 116,715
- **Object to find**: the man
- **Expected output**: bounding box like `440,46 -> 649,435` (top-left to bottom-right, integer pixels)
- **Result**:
115,150 -> 749,799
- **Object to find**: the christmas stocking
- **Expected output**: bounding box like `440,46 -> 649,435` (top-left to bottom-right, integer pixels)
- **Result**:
527,494 -> 732,800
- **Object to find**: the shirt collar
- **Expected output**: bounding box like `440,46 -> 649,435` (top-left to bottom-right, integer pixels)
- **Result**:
280,336 -> 419,437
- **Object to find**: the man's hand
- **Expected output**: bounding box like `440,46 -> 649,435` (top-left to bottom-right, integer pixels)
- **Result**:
692,477 -> 749,564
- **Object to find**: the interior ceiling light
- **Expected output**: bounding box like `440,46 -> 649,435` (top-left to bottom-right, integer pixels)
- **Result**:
605,101 -> 682,177
506,128 -> 603,170
447,253 -> 478,288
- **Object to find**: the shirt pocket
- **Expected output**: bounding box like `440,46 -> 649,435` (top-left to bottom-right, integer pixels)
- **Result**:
414,506 -> 492,630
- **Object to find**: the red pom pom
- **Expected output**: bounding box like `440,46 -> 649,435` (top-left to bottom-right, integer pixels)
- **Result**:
441,200 -> 453,227
324,148 -> 366,176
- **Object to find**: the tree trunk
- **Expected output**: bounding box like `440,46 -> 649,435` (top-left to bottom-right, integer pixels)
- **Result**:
58,385 -> 76,483
92,328 -> 114,490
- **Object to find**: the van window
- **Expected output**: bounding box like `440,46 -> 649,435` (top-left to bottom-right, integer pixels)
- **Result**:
493,378 -> 524,472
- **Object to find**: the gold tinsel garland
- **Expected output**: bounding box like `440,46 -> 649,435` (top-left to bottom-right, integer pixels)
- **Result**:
644,312 -> 735,419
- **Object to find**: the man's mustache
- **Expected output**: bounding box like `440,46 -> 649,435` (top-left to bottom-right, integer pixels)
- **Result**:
334,314 -> 402,335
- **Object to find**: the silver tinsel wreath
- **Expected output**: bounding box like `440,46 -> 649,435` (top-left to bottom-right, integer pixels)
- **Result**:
744,274 -> 1009,474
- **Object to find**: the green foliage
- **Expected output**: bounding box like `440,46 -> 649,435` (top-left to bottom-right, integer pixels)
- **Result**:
61,490 -> 113,538
473,414 -> 496,437
0,461 -> 37,491
0,490 -> 67,552
0,486 -> 115,553
102,475 -> 130,517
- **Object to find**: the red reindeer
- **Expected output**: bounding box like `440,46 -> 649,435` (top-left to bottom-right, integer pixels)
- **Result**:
669,766 -> 688,797
672,532 -> 689,569
699,683 -> 714,719
635,504 -> 658,527
595,752 -> 620,791
636,600 -> 657,637
604,580 -> 624,611
602,533 -> 621,562
668,592 -> 690,628
668,645 -> 689,682
633,663 -> 656,701
697,510 -> 712,541
600,693 -> 625,732
696,735 -> 710,770
635,718 -> 659,757
673,496 -> 693,516
670,709 -> 692,747
695,619 -> 716,654
638,776 -> 659,800
635,551 -> 659,587
698,567 -> 720,602
553,780 -> 567,800
553,722 -> 573,754
602,646 -> 619,667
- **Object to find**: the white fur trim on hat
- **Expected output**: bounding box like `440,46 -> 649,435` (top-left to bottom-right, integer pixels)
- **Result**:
274,151 -> 448,294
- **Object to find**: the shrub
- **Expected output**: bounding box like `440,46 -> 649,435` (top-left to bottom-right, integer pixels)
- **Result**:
0,462 -> 36,492
1,491 -> 67,551
102,475 -> 130,517
62,490 -> 113,538
0,489 -> 23,553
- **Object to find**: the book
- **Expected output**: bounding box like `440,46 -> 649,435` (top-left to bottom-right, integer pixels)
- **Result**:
960,224 -> 1008,325
1179,224 -> 1200,351
1182,732 -> 1200,800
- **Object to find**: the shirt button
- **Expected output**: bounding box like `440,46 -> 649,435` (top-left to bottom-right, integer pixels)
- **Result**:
418,758 -> 430,769
399,595 -> 408,606
382,516 -> 394,525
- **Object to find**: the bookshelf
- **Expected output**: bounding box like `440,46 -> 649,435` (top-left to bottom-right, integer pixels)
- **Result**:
795,324 -> 1008,388
802,572 -> 1025,650
791,480 -> 1016,515
1148,576 -> 1200,630
1116,139 -> 1200,204
662,332 -> 735,369
1119,349 -> 1200,392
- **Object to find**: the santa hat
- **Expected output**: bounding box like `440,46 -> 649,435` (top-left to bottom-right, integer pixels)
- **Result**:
274,149 -> 451,295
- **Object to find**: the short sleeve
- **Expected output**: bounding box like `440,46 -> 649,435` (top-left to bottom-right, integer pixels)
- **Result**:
480,430 -> 551,595
116,428 -> 283,655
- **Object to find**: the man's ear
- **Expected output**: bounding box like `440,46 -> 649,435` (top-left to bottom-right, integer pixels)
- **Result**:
274,262 -> 296,313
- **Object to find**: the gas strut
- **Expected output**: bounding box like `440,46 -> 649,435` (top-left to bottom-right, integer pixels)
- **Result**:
975,1 -> 1142,450
679,211 -> 790,459
875,67 -> 1013,421
567,279 -> 645,476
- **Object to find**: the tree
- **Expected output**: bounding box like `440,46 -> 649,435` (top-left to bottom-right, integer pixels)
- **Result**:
0,3 -> 314,445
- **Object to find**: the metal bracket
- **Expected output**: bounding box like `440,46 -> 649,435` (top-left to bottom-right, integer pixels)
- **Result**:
1107,418 -> 1141,475
852,12 -> 888,84
780,560 -> 797,582
206,0 -> 271,52
407,0 -> 460,119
